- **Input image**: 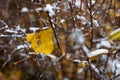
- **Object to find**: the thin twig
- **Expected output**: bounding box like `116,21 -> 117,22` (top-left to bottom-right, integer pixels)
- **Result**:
68,1 -> 76,28
89,0 -> 93,49
46,12 -> 62,56
14,55 -> 31,65
113,0 -> 117,27
104,52 -> 111,70
92,0 -> 105,16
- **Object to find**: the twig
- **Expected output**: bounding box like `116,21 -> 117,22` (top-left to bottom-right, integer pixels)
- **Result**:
89,0 -> 93,49
46,12 -> 62,56
113,0 -> 117,27
14,56 -> 31,65
104,52 -> 111,70
92,0 -> 105,16
2,54 -> 11,67
68,1 -> 76,28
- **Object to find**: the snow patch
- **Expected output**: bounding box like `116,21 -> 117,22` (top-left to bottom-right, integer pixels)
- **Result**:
92,0 -> 96,5
44,4 -> 55,16
75,0 -> 81,7
42,27 -> 49,30
46,54 -> 57,61
118,9 -> 120,13
0,19 -> 8,28
15,25 -> 26,32
87,49 -> 108,58
82,44 -> 90,53
16,44 -> 28,50
5,29 -> 18,34
68,0 -> 72,2
21,7 -> 29,13
71,28 -> 85,44
60,19 -> 65,23
93,19 -> 99,27
35,7 -> 42,12
91,64 -> 99,73
97,40 -> 111,48
78,68 -> 84,74
108,57 -> 120,76
29,27 -> 39,32
76,15 -> 90,25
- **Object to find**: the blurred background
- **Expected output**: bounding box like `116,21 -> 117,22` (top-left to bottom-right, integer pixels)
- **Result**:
0,0 -> 120,80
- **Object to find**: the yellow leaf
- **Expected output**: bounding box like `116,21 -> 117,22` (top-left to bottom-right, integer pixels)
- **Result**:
109,28 -> 120,41
108,9 -> 114,17
26,28 -> 54,54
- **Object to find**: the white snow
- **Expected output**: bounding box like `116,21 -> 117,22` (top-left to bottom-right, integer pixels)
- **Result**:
72,28 -> 85,49
73,60 -> 88,67
16,44 -> 28,50
73,60 -> 88,73
42,27 -> 49,30
28,52 -> 39,55
107,57 -> 120,76
74,0 -> 85,10
100,55 -> 120,77
73,59 -> 88,64
93,19 -> 99,27
68,0 -> 72,2
100,40 -> 111,48
21,7 -> 29,13
63,77 -> 70,80
63,2 -> 70,11
15,25 -> 26,33
88,0 -> 96,7
0,19 -> 8,28
73,59 -> 81,63
0,34 -> 9,37
77,68 -> 84,74
74,60 -> 88,74
0,34 -> 22,37
15,25 -> 21,30
92,0 -> 96,5
76,15 -> 85,21
60,19 -> 65,23
76,15 -> 90,25
118,9 -> 120,13
87,49 -> 108,58
71,28 -> 85,44
66,54 -> 71,59
91,64 -> 99,73
29,27 -> 39,32
75,0 -> 81,7
82,44 -> 90,53
97,40 -> 111,48
44,4 -> 55,16
46,54 -> 57,61
5,29 -> 18,34
35,7 -> 42,12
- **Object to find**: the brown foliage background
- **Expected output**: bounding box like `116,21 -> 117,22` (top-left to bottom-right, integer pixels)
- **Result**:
0,0 -> 120,80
